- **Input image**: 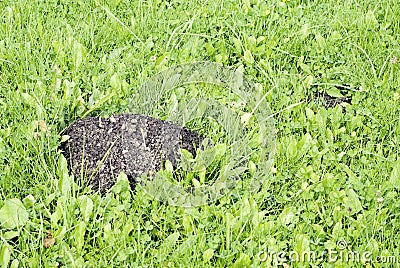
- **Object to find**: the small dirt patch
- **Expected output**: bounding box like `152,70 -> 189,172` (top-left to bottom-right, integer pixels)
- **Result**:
309,92 -> 352,109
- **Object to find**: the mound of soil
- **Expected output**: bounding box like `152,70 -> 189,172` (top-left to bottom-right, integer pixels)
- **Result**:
59,114 -> 203,192
311,92 -> 352,108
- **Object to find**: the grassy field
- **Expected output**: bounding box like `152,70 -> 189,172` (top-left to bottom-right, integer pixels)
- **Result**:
1,0 -> 400,267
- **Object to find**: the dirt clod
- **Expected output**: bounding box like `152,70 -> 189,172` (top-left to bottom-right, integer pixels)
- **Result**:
59,114 -> 203,192
310,92 -> 352,109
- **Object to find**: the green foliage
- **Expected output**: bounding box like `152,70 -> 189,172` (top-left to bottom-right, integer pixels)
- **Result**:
0,0 -> 399,267
0,199 -> 29,230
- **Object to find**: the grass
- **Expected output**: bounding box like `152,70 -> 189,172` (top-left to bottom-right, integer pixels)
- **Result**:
0,0 -> 399,267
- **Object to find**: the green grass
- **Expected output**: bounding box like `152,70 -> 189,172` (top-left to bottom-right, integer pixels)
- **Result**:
1,0 -> 400,267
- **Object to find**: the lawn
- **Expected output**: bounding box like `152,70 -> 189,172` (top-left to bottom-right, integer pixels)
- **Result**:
0,0 -> 399,267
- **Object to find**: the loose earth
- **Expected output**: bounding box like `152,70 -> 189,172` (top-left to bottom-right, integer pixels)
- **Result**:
60,114 -> 203,192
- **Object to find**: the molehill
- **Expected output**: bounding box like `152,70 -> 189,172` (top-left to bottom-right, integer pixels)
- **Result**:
59,114 -> 203,192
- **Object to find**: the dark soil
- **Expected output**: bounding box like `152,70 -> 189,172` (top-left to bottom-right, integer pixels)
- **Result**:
310,92 -> 352,109
59,114 -> 203,192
